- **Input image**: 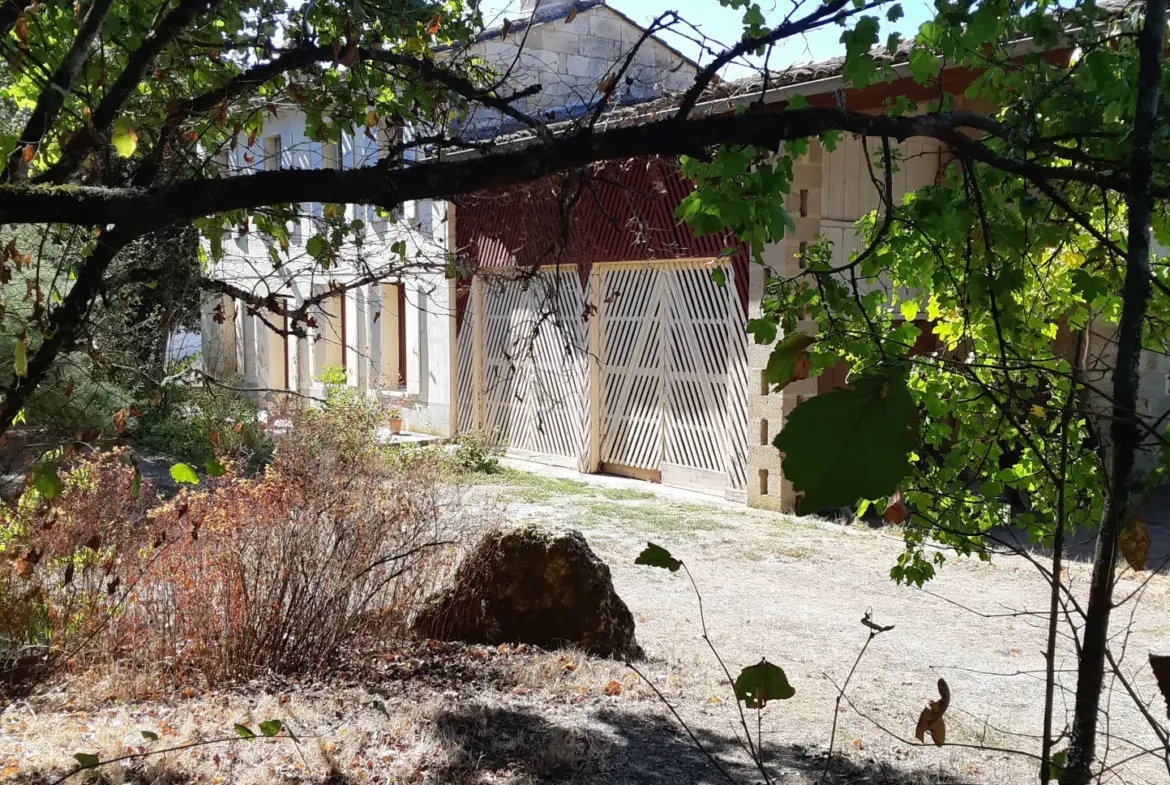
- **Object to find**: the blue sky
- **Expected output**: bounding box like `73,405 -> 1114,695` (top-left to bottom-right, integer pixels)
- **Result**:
479,1 -> 937,77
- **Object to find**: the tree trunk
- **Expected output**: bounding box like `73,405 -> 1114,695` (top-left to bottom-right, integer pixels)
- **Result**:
1061,1 -> 1164,782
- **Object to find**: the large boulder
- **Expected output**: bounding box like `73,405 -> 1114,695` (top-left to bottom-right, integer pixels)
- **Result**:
413,526 -> 642,659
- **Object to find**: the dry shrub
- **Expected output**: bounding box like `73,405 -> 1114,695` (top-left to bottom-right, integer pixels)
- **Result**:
2,392 -> 469,688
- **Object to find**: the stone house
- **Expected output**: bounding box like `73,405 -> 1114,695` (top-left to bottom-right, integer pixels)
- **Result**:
202,0 -> 1170,509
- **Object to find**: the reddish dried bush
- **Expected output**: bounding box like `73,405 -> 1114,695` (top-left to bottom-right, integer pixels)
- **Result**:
2,400 -> 466,687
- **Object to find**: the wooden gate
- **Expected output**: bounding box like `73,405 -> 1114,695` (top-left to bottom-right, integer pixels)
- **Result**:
457,261 -> 747,496
598,262 -> 744,494
599,267 -> 664,478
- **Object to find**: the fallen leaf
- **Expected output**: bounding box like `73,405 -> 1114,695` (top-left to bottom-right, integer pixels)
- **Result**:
426,13 -> 441,36
603,680 -> 622,696
1119,516 -> 1150,571
566,7 -> 578,23
914,678 -> 949,746
113,409 -> 127,433
882,487 -> 910,524
14,15 -> 29,43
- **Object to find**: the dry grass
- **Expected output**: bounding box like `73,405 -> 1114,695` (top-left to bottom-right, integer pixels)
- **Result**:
0,642 -> 676,785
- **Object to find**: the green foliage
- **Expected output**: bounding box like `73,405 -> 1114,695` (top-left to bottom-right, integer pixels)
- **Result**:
259,719 -> 284,737
773,369 -> 916,515
634,542 -> 682,572
672,1 -> 1166,593
135,383 -> 271,469
676,146 -> 794,262
764,333 -> 815,391
454,432 -> 501,474
72,753 -> 100,769
31,461 -> 63,500
169,463 -> 200,485
234,724 -> 256,742
734,659 -> 795,708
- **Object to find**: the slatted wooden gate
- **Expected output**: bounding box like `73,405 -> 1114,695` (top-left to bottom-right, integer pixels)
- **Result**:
598,262 -> 746,494
457,262 -> 747,495
457,270 -> 589,467
599,267 -> 664,477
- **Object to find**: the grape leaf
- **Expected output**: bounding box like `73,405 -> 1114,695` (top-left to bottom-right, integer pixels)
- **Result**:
773,368 -> 915,514
634,542 -> 681,572
73,753 -> 100,768
112,118 -> 138,158
765,333 -> 815,390
170,463 -> 200,485
733,660 -> 795,708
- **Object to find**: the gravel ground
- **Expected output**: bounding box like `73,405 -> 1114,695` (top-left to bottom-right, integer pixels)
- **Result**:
478,459 -> 1170,785
4,461 -> 1168,785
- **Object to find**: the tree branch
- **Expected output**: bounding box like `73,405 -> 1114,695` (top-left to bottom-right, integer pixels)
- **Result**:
673,0 -> 880,122
1062,0 -> 1164,781
1,0 -> 114,181
2,109 -> 1143,228
38,0 -> 224,185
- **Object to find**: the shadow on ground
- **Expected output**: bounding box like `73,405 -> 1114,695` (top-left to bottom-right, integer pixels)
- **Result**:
429,702 -> 966,785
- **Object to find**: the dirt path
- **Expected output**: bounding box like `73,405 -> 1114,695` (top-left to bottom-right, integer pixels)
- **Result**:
479,460 -> 1170,785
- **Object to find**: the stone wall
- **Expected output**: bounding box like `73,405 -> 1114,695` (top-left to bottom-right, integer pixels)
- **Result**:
748,144 -> 824,510
462,6 -> 696,135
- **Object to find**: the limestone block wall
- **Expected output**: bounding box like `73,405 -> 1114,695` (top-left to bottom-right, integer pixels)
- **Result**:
462,6 -> 696,135
747,143 -> 824,511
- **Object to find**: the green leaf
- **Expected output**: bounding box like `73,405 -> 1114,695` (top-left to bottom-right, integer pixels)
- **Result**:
710,266 -> 726,287
1048,750 -> 1067,780
908,49 -> 940,84
140,730 -> 159,741
259,719 -> 283,737
32,461 -> 63,500
306,234 -> 325,259
73,753 -> 100,769
786,93 -> 808,110
634,542 -> 681,572
170,463 -> 200,485
900,300 -> 920,322
886,4 -> 904,21
733,659 -> 795,708
773,369 -> 916,515
131,468 -> 141,499
746,318 -> 778,345
234,724 -> 256,741
204,460 -> 227,477
13,338 -> 27,377
765,333 -> 815,391
112,118 -> 138,158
